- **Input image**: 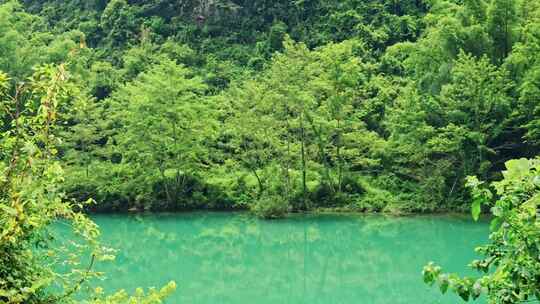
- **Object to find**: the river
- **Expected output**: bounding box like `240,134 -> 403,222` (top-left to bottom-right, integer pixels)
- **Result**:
66,212 -> 489,303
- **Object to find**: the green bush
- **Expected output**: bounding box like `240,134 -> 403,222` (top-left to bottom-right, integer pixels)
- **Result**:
354,179 -> 397,212
424,158 -> 540,303
250,194 -> 291,219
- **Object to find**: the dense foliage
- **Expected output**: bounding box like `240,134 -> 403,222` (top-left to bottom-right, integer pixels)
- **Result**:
0,0 -> 537,216
424,158 -> 540,303
0,66 -> 175,302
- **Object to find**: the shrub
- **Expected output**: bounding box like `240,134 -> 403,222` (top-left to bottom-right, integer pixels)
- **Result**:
250,194 -> 290,219
423,158 -> 540,303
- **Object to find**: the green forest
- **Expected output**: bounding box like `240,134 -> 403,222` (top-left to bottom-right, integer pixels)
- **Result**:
0,0 -> 539,303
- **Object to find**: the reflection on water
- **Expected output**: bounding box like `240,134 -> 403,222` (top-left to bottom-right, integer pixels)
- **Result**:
59,212 -> 489,303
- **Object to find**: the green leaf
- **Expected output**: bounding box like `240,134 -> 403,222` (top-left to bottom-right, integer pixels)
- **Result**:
489,217 -> 502,231
522,195 -> 539,217
458,289 -> 470,301
465,176 -> 482,189
0,204 -> 17,216
503,158 -> 530,179
471,281 -> 482,300
533,176 -> 540,187
438,274 -> 449,294
491,206 -> 503,217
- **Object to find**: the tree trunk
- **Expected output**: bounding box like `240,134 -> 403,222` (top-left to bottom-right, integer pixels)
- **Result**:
300,111 -> 308,210
249,165 -> 264,197
159,164 -> 173,206
306,113 -> 335,193
284,107 -> 292,203
337,118 -> 342,193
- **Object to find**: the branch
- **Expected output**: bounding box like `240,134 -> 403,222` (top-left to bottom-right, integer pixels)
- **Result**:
49,253 -> 96,303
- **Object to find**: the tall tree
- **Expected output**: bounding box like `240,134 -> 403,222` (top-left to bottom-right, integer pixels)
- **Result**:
108,59 -> 214,208
487,0 -> 517,63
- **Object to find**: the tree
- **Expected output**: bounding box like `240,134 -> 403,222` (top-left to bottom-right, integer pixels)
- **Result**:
0,1 -> 79,79
440,52 -> 512,178
0,66 -> 176,303
225,82 -> 280,198
108,59 -> 214,209
521,65 -> 540,146
486,0 -> 517,63
312,39 -> 371,195
101,0 -> 137,47
226,38 -> 309,214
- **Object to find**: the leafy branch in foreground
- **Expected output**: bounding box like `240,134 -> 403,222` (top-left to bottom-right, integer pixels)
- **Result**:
0,65 -> 175,303
423,158 -> 540,303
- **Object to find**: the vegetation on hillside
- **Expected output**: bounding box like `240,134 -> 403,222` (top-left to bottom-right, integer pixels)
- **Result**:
14,0 -> 536,216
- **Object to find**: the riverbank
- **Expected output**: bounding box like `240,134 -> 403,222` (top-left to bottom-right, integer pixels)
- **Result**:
83,204 -> 478,220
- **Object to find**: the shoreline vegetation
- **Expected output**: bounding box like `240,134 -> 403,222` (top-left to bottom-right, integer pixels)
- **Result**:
2,0 -> 539,218
110,205 -> 474,217
94,208 -> 492,224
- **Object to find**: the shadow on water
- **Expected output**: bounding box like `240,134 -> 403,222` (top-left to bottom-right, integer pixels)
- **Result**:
54,212 -> 489,304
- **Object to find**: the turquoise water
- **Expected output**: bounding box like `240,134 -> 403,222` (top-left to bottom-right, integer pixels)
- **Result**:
70,213 -> 489,303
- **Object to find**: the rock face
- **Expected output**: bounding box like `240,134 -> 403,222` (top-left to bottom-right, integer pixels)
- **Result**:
193,0 -> 241,24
